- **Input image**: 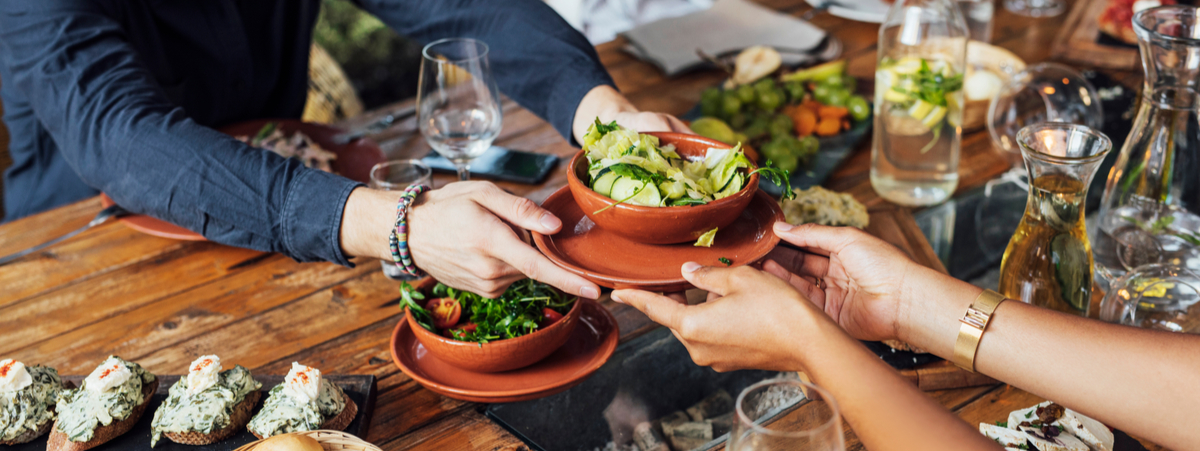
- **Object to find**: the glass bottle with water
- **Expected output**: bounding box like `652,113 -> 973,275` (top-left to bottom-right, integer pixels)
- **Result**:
870,0 -> 969,206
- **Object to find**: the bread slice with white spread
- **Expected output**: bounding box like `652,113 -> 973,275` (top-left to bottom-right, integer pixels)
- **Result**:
247,362 -> 357,439
1057,408 -> 1113,451
980,422 -> 1030,448
47,356 -> 158,451
150,355 -> 262,447
1020,424 -> 1090,451
0,359 -> 65,445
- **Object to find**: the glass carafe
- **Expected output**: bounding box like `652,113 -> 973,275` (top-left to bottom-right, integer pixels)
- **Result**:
999,124 -> 1112,317
1093,6 -> 1200,287
870,0 -> 968,206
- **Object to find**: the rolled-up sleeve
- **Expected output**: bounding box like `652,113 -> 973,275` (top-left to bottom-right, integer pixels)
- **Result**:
356,0 -> 616,142
0,1 -> 360,265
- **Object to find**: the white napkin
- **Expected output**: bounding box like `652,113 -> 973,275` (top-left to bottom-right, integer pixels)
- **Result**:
622,0 -> 828,75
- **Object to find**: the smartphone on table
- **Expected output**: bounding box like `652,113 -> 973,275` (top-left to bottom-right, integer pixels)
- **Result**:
421,146 -> 559,185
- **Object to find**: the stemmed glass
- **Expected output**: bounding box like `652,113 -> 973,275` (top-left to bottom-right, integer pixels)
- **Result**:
417,38 -> 503,181
727,378 -> 844,451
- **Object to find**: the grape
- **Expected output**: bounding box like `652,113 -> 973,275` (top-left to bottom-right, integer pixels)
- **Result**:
736,84 -> 757,103
784,81 -> 806,103
753,78 -> 776,94
847,95 -> 870,121
820,75 -> 844,87
722,92 -> 743,117
811,85 -> 833,104
756,89 -> 784,113
768,113 -> 794,138
743,115 -> 770,139
841,75 -> 857,92
700,88 -> 723,117
729,112 -> 748,129
825,89 -> 850,107
797,135 -> 820,163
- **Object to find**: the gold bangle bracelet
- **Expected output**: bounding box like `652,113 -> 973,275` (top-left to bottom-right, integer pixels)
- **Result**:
951,289 -> 1006,373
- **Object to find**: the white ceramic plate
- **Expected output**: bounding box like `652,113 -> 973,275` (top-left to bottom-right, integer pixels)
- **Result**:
806,0 -> 891,23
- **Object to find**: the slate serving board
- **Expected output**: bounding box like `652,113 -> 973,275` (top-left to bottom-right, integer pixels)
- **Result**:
6,375 -> 376,451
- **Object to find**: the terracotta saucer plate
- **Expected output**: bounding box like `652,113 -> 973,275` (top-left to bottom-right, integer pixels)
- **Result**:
100,119 -> 385,241
533,186 -> 784,292
390,299 -> 619,403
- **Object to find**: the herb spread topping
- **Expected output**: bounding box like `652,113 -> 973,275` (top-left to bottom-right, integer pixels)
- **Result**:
248,363 -> 345,438
55,356 -> 155,443
150,363 -> 259,447
0,364 -> 62,442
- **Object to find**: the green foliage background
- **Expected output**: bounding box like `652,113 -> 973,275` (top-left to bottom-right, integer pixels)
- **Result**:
313,0 -> 423,109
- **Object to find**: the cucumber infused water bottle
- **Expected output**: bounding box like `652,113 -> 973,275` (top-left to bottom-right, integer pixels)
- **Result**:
870,0 -> 968,206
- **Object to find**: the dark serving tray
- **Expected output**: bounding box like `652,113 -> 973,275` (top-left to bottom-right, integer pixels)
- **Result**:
7,375 -> 376,451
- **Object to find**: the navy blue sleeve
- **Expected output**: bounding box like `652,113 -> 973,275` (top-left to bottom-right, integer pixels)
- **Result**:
0,1 -> 360,265
355,0 -> 616,142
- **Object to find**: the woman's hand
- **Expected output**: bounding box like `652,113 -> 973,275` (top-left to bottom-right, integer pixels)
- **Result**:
572,85 -> 690,143
612,262 -> 834,373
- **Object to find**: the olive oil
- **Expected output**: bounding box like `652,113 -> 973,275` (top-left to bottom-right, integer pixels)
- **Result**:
999,174 -> 1094,315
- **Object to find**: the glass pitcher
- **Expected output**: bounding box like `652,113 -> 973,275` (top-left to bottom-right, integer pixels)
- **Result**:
999,124 -> 1112,317
870,0 -> 968,207
1092,6 -> 1200,287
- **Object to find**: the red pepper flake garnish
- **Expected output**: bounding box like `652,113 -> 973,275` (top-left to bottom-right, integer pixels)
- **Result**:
99,367 -> 115,380
0,361 -> 13,378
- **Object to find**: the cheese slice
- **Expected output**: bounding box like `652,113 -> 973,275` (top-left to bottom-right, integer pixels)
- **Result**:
1020,425 -> 1089,451
980,423 -> 1030,448
1008,402 -> 1052,430
1056,409 -> 1113,451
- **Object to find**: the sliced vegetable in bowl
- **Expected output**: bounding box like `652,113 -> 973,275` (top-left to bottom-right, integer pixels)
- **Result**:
581,120 -> 792,210
400,279 -> 575,344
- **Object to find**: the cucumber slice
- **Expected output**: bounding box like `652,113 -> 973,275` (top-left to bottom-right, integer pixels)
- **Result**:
592,170 -> 619,197
1052,234 -> 1090,312
715,173 -> 744,199
610,177 -> 663,206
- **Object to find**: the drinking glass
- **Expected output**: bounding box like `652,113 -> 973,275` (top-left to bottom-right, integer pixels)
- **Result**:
726,378 -> 844,451
1100,263 -> 1200,334
417,38 -> 503,181
370,160 -> 432,280
958,0 -> 995,42
1003,0 -> 1064,18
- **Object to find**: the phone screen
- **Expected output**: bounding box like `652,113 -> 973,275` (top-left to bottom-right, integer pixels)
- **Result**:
422,146 -> 559,184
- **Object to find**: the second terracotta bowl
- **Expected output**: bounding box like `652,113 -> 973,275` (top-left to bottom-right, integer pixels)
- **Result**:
567,132 -> 759,244
405,289 -> 583,374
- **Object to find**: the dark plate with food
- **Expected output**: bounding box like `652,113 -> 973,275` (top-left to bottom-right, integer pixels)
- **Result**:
390,278 -> 618,403
684,56 -> 873,197
100,119 -> 385,241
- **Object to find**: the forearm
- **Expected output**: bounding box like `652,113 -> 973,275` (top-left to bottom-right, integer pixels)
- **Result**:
571,85 -> 637,144
897,270 -> 1200,449
798,318 -> 998,451
339,187 -> 403,260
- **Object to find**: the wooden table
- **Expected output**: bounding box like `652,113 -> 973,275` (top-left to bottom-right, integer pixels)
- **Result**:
0,1 -> 1166,450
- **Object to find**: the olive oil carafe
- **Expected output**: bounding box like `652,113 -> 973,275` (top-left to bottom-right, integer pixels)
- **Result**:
999,124 -> 1112,316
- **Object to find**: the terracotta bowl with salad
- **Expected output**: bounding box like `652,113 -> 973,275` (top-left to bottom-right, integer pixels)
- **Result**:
400,278 -> 582,373
568,123 -> 783,245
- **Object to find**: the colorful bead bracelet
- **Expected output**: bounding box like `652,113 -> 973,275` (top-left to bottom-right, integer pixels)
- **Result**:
388,184 -> 430,277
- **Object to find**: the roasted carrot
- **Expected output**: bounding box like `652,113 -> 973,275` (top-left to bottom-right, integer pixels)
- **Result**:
816,117 -> 841,136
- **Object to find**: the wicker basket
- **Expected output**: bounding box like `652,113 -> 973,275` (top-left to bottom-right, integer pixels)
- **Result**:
233,430 -> 381,451
303,43 -> 364,125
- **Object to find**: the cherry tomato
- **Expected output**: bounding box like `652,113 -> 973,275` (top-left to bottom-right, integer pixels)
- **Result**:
425,298 -> 461,329
542,308 -> 565,325
442,322 -> 477,338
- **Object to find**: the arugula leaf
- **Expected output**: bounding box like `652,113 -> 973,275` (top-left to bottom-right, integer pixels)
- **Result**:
399,282 -> 434,331
718,257 -> 732,266
749,159 -> 796,200
609,163 -> 666,185
593,118 -> 619,136
252,122 -> 278,143
995,421 -> 1007,427
668,197 -> 708,207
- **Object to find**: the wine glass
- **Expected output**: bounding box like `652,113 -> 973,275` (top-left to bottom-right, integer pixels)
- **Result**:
727,378 -> 844,451
417,38 -> 503,181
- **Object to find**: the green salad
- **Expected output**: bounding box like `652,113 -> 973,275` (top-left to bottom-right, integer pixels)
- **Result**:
401,279 -> 576,344
581,120 -> 792,209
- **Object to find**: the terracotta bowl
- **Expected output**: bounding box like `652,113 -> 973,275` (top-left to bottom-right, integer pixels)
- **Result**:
405,281 -> 583,374
567,132 -> 759,244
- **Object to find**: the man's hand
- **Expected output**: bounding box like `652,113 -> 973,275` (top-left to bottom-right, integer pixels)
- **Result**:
572,85 -> 690,143
338,183 -> 600,300
406,182 -> 601,299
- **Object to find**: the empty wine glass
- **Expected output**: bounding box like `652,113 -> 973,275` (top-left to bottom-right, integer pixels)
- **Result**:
417,38 -> 503,181
727,378 -> 844,451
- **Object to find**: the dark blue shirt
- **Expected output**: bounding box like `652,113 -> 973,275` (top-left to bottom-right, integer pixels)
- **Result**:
0,0 -> 613,265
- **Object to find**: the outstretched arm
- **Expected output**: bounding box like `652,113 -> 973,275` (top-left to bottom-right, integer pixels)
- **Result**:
768,222 -> 1200,450
611,265 -> 1000,451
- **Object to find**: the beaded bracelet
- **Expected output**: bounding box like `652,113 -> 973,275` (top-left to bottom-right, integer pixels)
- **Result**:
388,184 -> 430,277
